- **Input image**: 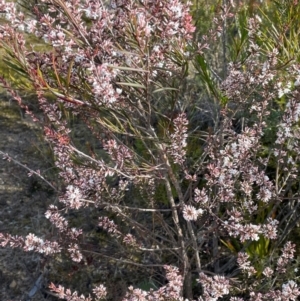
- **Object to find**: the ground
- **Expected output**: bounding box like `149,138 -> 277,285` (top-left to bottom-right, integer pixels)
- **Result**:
0,93 -> 57,300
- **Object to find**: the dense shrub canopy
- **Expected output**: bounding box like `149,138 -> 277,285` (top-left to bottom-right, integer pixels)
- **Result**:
1,0 -> 300,300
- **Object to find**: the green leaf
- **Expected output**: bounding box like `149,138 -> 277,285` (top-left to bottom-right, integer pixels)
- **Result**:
153,87 -> 179,93
108,65 -> 149,73
3,59 -> 27,76
221,239 -> 238,253
116,82 -> 146,89
65,59 -> 74,94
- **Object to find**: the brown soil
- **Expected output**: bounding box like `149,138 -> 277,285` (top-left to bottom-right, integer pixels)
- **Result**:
0,94 -> 57,301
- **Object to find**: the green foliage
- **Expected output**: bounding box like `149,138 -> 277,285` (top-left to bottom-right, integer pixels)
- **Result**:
227,5 -> 250,63
257,0 -> 300,62
193,53 -> 227,105
136,279 -> 158,291
190,0 -> 221,38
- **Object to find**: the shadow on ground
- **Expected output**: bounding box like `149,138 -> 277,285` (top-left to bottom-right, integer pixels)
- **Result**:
0,94 -> 58,300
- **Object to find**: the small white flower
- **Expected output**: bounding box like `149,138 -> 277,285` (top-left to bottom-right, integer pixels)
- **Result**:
294,79 -> 300,87
153,45 -> 160,52
18,24 -> 25,31
183,205 -> 199,221
263,267 -> 273,277
197,208 -> 204,215
255,15 -> 262,23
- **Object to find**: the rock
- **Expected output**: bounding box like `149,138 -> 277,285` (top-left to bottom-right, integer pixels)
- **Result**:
9,279 -> 17,289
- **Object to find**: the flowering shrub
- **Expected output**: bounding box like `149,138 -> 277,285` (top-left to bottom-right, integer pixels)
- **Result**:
1,0 -> 300,300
